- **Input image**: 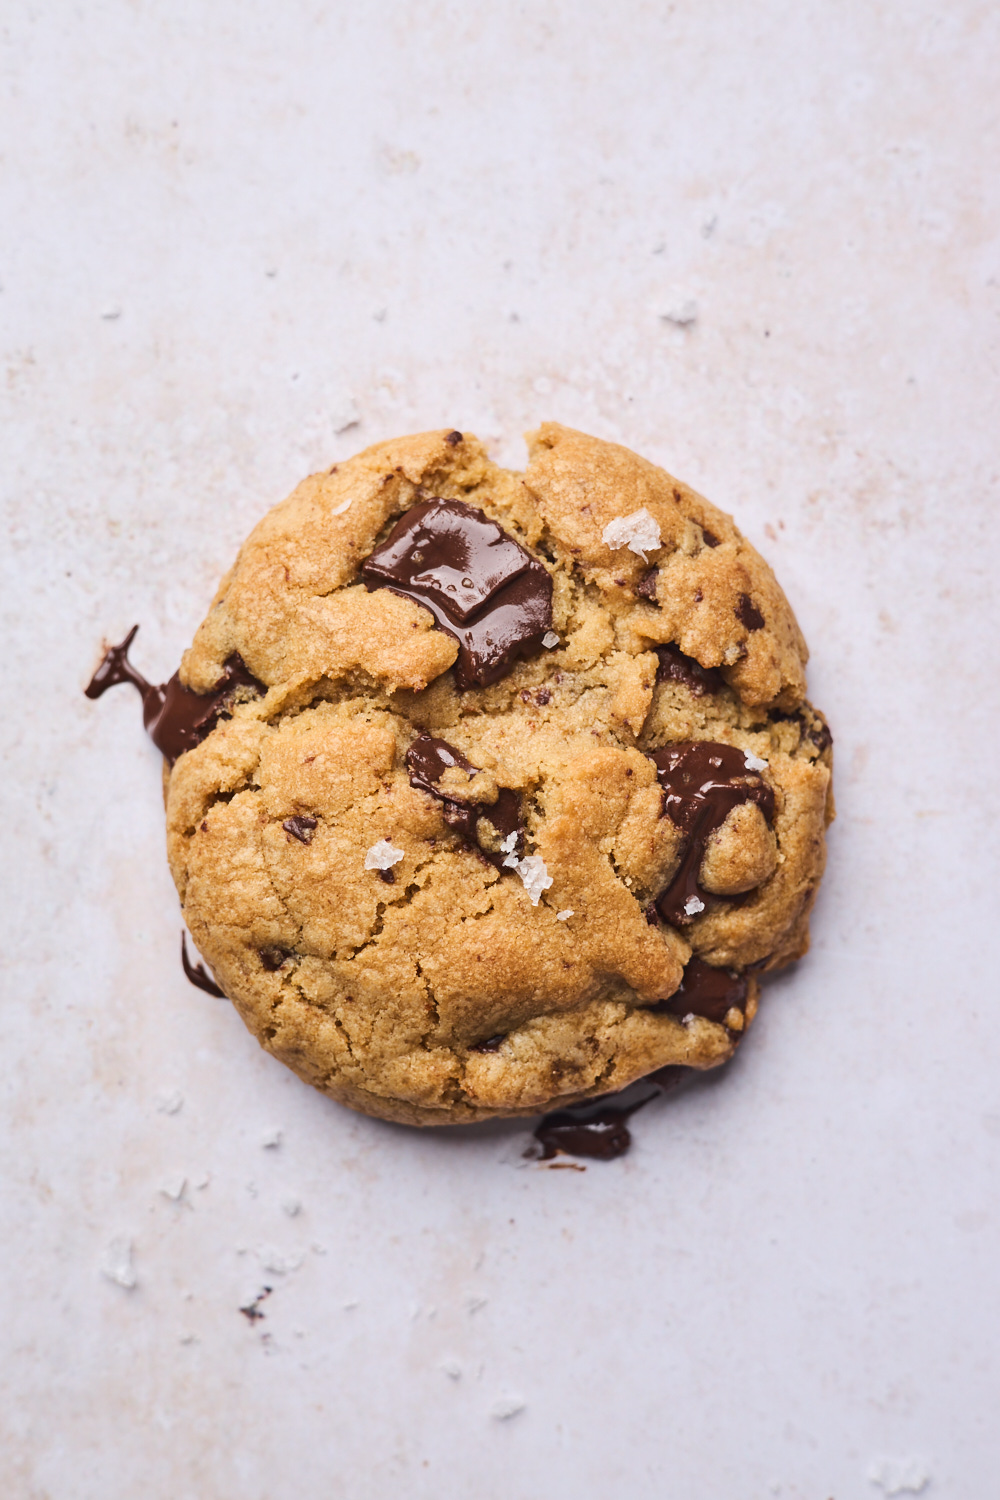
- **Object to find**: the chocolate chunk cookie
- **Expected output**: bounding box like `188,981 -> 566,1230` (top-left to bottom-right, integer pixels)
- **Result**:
88,424 -> 833,1126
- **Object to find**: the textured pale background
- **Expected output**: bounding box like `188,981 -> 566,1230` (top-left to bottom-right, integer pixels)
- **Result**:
2,2 -> 998,1497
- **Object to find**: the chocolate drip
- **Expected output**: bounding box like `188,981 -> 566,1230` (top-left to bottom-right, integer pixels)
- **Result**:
181,933 -> 225,998
361,498 -> 553,689
85,626 -> 265,764
283,816 -> 317,844
649,956 -> 748,1025
650,741 -> 775,926
736,593 -> 765,631
655,643 -> 724,697
405,732 -> 523,868
529,1066 -> 691,1162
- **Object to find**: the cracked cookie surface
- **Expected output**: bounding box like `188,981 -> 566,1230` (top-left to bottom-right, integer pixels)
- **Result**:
164,424 -> 833,1126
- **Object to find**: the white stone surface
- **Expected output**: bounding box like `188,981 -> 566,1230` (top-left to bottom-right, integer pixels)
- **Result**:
1,2 -> 998,1496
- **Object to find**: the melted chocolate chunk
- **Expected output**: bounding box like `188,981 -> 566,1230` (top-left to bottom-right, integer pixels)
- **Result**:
529,1067 -> 691,1162
283,815 -> 317,844
361,499 -> 553,689
405,732 -> 523,868
85,626 -> 265,764
636,567 -> 659,601
650,741 -> 775,926
655,643 -> 724,697
736,593 -> 765,631
181,933 -> 225,998
649,956 -> 748,1025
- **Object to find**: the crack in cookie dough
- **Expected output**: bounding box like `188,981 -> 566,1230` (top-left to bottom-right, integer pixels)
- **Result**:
95,423 -> 837,1127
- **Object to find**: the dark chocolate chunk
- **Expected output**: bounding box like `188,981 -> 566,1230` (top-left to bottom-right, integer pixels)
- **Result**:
768,707 -> 833,756
701,527 -> 720,548
181,933 -> 225,998
649,956 -> 748,1025
444,430 -> 463,446
405,732 -> 523,869
85,625 -> 265,764
473,1034 -> 506,1053
809,716 -> 833,754
636,567 -> 659,600
379,868 -> 396,884
528,1067 -> 691,1162
361,498 -> 553,689
655,643 -> 724,697
260,948 -> 289,971
736,593 -> 765,631
649,741 -> 775,926
283,815 -> 318,844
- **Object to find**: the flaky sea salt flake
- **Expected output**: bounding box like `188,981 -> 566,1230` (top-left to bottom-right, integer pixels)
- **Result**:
683,895 -> 705,915
331,496 -> 352,516
514,855 -> 553,905
499,830 -> 519,855
867,1456 -> 931,1495
556,909 -> 574,921
542,630 -> 560,648
490,1395 -> 526,1421
744,751 -> 769,772
602,509 -> 662,561
365,838 -> 405,871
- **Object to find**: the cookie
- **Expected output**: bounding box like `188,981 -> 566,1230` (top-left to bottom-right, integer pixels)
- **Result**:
87,424 -> 833,1128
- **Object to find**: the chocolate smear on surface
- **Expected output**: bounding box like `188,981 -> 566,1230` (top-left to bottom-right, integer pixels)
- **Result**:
181,933 -> 225,998
283,815 -> 317,844
655,643 -> 724,697
528,1066 -> 691,1162
736,593 -> 765,631
85,625 -> 265,764
650,741 -> 775,927
405,732 -> 523,868
361,498 -> 553,689
648,956 -> 749,1025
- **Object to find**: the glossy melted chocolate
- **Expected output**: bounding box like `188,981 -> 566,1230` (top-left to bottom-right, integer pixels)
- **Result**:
181,933 -> 225,998
85,625 -> 265,764
530,1066 -> 692,1162
649,956 -> 748,1024
361,498 -> 553,689
650,741 -> 775,926
405,732 -> 523,867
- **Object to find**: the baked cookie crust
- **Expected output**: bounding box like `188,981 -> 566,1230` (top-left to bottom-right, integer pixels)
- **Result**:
158,424 -> 832,1126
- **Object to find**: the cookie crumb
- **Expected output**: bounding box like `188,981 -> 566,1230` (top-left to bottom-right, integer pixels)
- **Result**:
364,838 -> 405,871
602,509 -> 662,561
490,1395 -> 526,1421
542,630 -> 560,648
867,1456 -> 930,1495
556,909 -> 574,921
101,1236 -> 137,1289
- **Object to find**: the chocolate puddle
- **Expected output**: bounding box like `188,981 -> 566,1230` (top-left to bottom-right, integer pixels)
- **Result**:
650,741 -> 774,927
85,625 -> 265,764
529,1066 -> 692,1162
361,498 -> 553,689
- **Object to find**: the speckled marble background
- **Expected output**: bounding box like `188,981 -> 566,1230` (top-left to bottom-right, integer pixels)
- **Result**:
2,3 -> 998,1497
